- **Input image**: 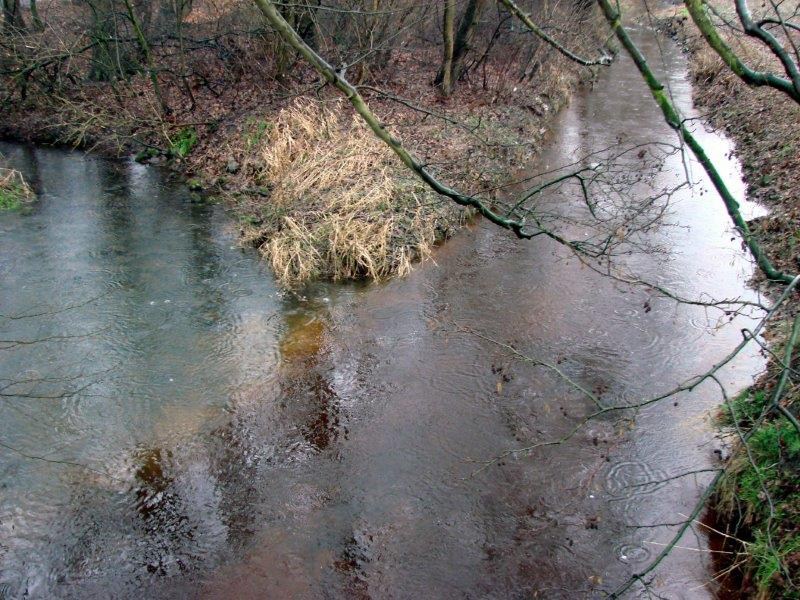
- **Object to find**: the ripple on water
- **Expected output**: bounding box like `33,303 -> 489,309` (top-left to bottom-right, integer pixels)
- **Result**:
611,305 -> 641,320
614,542 -> 652,564
604,461 -> 669,499
426,356 -> 495,401
0,43 -> 765,594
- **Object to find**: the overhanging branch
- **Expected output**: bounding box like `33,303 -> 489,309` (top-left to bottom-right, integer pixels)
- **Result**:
253,0 -> 544,239
684,0 -> 800,104
598,0 -> 797,284
498,0 -> 612,66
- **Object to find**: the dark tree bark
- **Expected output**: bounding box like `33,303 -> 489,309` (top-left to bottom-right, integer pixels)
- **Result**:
145,0 -> 192,37
438,0 -> 456,95
86,0 -> 129,81
451,0 -> 487,80
2,0 -> 26,32
29,0 -> 43,31
434,0 -> 487,89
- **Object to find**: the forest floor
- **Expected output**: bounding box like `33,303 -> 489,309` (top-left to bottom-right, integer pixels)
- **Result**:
0,4 -> 607,287
661,10 -> 800,599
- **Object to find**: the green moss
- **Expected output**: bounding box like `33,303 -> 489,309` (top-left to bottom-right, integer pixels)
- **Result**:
718,385 -> 800,595
239,214 -> 263,226
134,147 -> 160,163
749,420 -> 800,464
719,388 -> 767,428
187,178 -> 203,191
750,530 -> 800,596
244,118 -> 272,150
169,127 -> 198,158
0,176 -> 31,211
727,419 -> 800,511
0,188 -> 23,210
778,144 -> 796,159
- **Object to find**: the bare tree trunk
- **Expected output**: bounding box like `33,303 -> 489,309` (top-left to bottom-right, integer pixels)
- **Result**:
121,0 -> 169,114
87,0 -> 132,81
146,0 -> 191,37
2,0 -> 26,31
438,0 -> 455,95
29,0 -> 43,31
173,0 -> 196,110
434,0 -> 486,88
451,0 -> 486,80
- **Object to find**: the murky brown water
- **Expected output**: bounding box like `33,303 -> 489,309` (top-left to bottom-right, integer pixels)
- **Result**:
0,31 -> 766,599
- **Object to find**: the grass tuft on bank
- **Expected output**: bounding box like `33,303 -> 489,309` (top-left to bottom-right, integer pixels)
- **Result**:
232,99 -> 469,287
716,386 -> 800,598
0,167 -> 34,210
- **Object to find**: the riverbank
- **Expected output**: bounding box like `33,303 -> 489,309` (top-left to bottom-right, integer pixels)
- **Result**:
664,11 -> 800,598
0,2 -> 608,287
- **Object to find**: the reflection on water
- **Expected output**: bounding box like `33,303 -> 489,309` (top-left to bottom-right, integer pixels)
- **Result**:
0,30 -> 765,599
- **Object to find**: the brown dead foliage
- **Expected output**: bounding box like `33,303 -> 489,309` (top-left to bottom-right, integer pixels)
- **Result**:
232,99 -> 468,286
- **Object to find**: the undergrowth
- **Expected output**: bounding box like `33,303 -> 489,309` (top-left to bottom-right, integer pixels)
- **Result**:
169,127 -> 198,158
233,99 -> 470,287
716,385 -> 800,598
0,167 -> 33,210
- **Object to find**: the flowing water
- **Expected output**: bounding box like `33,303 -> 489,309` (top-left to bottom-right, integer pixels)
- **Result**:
0,31 -> 767,599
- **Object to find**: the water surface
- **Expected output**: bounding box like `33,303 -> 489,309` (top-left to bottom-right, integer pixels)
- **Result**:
0,31 -> 765,599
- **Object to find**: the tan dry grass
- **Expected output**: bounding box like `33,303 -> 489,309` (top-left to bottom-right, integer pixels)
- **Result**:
240,98 -> 468,287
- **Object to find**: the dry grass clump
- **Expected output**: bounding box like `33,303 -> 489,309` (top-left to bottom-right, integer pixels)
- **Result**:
239,99 -> 469,287
0,166 -> 34,210
688,36 -> 763,97
691,44 -> 727,85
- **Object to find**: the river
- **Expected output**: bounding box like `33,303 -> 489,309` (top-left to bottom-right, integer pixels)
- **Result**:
0,29 -> 765,599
